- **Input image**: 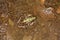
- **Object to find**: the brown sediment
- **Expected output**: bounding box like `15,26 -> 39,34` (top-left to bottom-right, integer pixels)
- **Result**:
0,0 -> 60,40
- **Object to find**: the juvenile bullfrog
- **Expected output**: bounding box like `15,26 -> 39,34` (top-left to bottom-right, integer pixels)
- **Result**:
18,14 -> 36,28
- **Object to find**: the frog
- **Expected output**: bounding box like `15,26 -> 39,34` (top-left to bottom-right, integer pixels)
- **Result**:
17,14 -> 36,28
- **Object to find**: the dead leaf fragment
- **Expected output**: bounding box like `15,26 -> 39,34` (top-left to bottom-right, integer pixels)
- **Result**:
8,18 -> 14,26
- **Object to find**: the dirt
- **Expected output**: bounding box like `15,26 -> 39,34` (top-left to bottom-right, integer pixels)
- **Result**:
0,0 -> 60,40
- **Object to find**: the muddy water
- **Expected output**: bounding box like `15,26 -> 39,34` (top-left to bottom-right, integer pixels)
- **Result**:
0,0 -> 60,40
